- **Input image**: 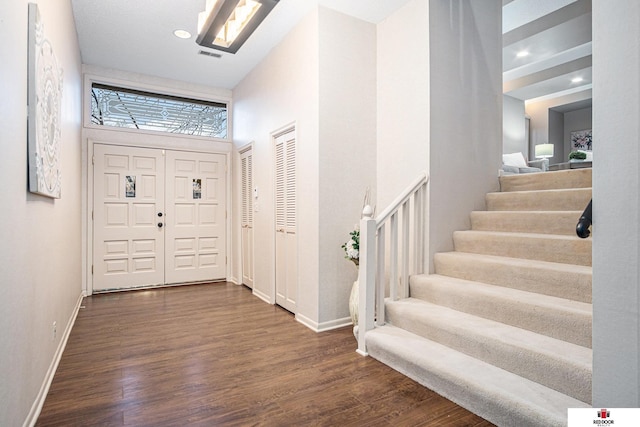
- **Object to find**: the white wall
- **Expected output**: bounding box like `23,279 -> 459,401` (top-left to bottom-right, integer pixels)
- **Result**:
233,9 -> 321,323
592,0 -> 640,407
0,0 -> 83,425
503,95 -> 527,155
233,6 -> 377,330
427,0 -> 502,263
548,108 -> 564,164
377,0 -> 430,209
318,8 -> 376,325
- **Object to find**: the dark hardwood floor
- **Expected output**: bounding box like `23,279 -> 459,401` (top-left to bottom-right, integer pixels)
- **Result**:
37,282 -> 493,426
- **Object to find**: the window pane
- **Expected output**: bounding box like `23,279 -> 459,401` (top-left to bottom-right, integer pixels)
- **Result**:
91,83 -> 228,138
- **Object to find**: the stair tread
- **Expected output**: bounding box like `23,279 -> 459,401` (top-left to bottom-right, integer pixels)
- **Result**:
472,211 -> 585,239
435,251 -> 592,274
473,209 -> 582,212
499,168 -> 592,193
488,187 -> 592,196
411,274 -> 591,314
456,229 -> 588,240
472,209 -> 582,215
486,187 -> 592,211
471,209 -> 582,218
434,250 -> 592,303
387,298 -> 592,364
453,230 -> 592,266
366,325 -> 589,426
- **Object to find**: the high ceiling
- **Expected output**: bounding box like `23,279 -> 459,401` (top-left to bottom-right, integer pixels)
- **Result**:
502,0 -> 592,106
71,0 -> 592,105
70,0 -> 413,90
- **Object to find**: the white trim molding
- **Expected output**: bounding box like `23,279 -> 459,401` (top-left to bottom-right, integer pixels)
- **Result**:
296,313 -> 352,333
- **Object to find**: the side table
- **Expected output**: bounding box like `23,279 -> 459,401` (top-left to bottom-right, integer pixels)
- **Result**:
548,161 -> 592,171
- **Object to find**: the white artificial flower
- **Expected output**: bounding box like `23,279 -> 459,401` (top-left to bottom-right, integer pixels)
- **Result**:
346,239 -> 359,259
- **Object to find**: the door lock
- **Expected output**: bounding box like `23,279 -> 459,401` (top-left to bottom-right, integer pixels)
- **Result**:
157,212 -> 163,217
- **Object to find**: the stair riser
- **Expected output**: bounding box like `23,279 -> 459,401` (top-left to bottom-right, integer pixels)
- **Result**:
487,188 -> 592,211
434,252 -> 592,303
453,231 -> 592,266
500,168 -> 592,192
471,211 -> 582,235
410,277 -> 591,348
386,303 -> 592,403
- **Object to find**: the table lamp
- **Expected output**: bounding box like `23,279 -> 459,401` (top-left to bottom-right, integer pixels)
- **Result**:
535,143 -> 554,170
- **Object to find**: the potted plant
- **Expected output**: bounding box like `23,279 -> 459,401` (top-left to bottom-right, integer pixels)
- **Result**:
569,150 -> 587,161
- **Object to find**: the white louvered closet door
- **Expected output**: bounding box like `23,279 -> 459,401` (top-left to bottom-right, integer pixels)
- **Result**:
274,129 -> 297,312
240,147 -> 254,288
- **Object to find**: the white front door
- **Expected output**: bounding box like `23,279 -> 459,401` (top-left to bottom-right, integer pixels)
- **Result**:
165,150 -> 226,284
93,144 -> 165,291
274,129 -> 297,312
240,146 -> 254,288
93,144 -> 226,292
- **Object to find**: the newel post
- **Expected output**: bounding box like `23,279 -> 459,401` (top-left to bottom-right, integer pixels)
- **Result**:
357,205 -> 376,356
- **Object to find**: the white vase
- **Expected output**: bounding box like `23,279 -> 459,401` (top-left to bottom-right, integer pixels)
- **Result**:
349,279 -> 359,327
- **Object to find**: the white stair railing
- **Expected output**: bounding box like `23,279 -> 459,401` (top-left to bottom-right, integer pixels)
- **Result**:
356,172 -> 429,356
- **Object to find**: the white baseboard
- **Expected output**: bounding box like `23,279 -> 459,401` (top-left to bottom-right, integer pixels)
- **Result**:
296,313 -> 352,333
23,292 -> 85,427
318,316 -> 352,332
227,276 -> 239,285
252,288 -> 272,304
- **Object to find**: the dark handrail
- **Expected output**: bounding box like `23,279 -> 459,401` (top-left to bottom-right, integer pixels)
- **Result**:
576,199 -> 592,238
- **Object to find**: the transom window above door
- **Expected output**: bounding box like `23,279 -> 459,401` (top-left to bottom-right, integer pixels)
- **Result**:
90,83 -> 228,138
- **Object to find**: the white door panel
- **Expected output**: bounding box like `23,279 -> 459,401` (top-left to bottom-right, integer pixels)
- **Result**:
165,151 -> 226,284
93,145 -> 165,291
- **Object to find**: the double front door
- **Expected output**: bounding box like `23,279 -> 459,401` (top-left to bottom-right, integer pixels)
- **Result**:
93,144 -> 226,292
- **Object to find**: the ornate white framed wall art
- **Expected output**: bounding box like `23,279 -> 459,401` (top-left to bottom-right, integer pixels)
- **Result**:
28,3 -> 63,198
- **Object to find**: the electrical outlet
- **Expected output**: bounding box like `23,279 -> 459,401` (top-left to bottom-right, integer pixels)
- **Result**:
52,321 -> 57,340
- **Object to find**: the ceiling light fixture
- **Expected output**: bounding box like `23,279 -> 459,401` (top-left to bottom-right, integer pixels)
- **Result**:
516,50 -> 529,58
196,0 -> 279,54
571,77 -> 584,83
173,29 -> 192,39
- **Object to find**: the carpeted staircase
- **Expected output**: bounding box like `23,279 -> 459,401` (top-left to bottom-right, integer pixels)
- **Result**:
365,168 -> 592,427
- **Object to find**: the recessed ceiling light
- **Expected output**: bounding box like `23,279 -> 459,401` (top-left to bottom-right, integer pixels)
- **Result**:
516,50 -> 529,58
173,29 -> 192,39
571,77 -> 584,83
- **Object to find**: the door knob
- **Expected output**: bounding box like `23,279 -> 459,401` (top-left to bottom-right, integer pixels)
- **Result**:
158,212 -> 163,217
158,222 -> 163,228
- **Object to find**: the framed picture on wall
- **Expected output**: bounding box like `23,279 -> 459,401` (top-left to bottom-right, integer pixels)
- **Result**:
27,2 -> 64,198
570,129 -> 592,151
